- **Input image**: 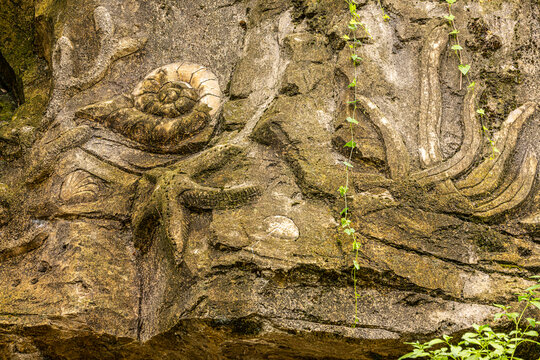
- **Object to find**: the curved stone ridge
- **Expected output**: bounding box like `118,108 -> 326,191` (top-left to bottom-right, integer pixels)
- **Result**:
356,96 -> 410,180
354,23 -> 538,220
417,25 -> 448,168
412,86 -> 483,185
45,6 -> 146,124
473,151 -> 538,219
75,62 -> 223,154
455,102 -> 537,196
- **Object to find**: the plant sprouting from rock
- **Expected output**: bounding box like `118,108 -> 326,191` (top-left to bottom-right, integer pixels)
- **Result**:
399,277 -> 540,360
444,0 -> 498,156
340,0 -> 373,327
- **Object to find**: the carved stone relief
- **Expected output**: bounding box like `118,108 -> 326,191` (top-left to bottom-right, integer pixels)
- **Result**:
0,1 -> 539,359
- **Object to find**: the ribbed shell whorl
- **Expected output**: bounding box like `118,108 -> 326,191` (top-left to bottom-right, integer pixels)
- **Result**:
75,62 -> 223,154
132,63 -> 222,118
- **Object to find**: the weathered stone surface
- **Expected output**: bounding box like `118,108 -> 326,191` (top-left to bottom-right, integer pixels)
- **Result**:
0,0 -> 539,359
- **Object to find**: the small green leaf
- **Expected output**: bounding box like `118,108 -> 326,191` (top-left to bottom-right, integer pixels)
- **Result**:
353,259 -> 360,270
476,108 -> 485,115
524,330 -> 539,337
346,117 -> 359,124
530,301 -> 540,310
444,14 -> 456,22
449,29 -> 459,35
525,284 -> 540,292
338,186 -> 349,196
426,339 -> 445,347
507,312 -> 520,320
348,78 -> 357,88
446,0 -> 457,4
340,207 -> 349,216
342,35 -> 350,41
352,241 -> 361,250
451,44 -> 463,51
458,64 -> 471,75
351,54 -> 362,63
345,140 -> 357,148
344,228 -> 355,236
468,81 -> 476,89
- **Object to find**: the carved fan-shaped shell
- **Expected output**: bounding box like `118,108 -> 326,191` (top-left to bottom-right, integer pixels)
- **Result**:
75,62 -> 223,154
60,170 -> 101,204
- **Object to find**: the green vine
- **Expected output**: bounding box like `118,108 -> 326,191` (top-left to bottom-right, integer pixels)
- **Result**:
444,0 -> 498,157
377,0 -> 390,21
339,0 -> 374,327
339,0 -> 501,326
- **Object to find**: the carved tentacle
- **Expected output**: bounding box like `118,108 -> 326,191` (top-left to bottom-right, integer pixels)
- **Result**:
412,86 -> 483,185
456,102 -> 537,196
180,183 -> 261,210
44,7 -> 146,124
68,7 -> 147,91
418,25 -> 448,168
356,96 -> 410,179
180,144 -> 244,177
473,150 -> 538,219
26,126 -> 92,183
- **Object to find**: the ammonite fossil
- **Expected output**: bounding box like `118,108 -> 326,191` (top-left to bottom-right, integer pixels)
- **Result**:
75,63 -> 222,154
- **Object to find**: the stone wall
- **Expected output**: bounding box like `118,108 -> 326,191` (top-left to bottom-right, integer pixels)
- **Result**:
0,0 -> 539,358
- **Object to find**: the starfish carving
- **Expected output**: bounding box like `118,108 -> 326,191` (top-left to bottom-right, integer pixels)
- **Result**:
131,144 -> 260,264
74,62 -> 260,263
355,24 -> 538,220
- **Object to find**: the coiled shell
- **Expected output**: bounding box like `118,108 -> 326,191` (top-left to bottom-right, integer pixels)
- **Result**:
76,62 -> 223,154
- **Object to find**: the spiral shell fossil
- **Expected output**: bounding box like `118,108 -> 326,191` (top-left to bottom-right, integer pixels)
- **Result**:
75,62 -> 223,154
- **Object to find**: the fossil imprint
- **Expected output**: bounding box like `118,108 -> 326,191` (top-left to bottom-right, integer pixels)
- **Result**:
76,62 -> 223,154
75,61 -> 258,262
355,24 -> 538,220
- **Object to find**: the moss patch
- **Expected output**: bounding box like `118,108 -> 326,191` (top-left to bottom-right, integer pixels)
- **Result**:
0,0 -> 54,156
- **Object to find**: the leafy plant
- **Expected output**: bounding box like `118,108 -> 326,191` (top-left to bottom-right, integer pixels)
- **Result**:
445,0 -> 469,89
444,0 -> 498,161
399,277 -> 540,360
340,0 -> 373,326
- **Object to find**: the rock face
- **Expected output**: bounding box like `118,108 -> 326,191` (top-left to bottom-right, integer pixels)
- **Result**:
0,0 -> 539,359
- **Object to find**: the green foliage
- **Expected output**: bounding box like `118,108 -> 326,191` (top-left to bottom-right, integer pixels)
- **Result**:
444,0 -> 497,158
340,0 -> 375,326
399,277 -> 540,360
338,0 -> 502,329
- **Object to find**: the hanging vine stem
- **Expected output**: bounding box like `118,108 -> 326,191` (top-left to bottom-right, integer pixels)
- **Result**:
377,0 -> 390,21
340,0 -> 373,327
444,0 -> 499,157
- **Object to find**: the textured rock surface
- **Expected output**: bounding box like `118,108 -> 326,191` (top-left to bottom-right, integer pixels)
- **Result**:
0,0 -> 539,359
